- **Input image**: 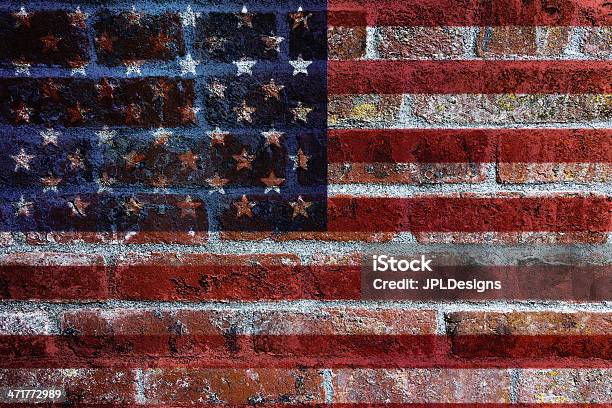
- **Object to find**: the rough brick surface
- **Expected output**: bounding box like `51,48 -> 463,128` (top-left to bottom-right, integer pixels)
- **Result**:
331,369 -> 512,403
378,27 -> 466,59
497,163 -> 612,184
518,369 -> 612,403
195,13 -> 279,62
142,368 -> 325,404
0,252 -> 108,300
114,253 -> 357,300
580,27 -> 612,59
0,312 -> 51,334
446,312 -> 612,335
328,26 -> 366,59
0,78 -> 195,127
94,10 -> 185,65
0,369 -> 135,404
477,27 -> 538,58
0,10 -> 89,67
412,94 -> 611,126
0,0 -> 610,405
329,162 -> 487,184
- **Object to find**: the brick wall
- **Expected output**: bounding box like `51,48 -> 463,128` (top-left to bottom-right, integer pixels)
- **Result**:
0,0 -> 610,405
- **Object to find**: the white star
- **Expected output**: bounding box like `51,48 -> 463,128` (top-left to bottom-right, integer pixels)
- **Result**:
206,174 -> 228,194
179,53 -> 199,76
291,102 -> 313,123
96,126 -> 117,145
15,6 -> 29,18
13,61 -> 31,76
180,5 -> 200,27
13,7 -> 29,27
297,6 -> 304,12
40,128 -> 61,146
208,80 -> 227,98
125,61 -> 143,75
241,5 -> 248,13
261,129 -> 284,146
290,149 -> 311,170
11,148 -> 35,171
69,7 -> 88,28
289,56 -> 311,76
14,195 -> 33,217
262,35 -> 284,52
234,59 -> 256,76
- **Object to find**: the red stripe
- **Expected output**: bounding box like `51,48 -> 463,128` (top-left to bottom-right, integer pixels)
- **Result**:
114,264 -> 360,301
328,60 -> 612,94
0,264 -> 608,301
328,0 -> 612,26
0,265 -> 109,300
327,196 -> 611,232
1,335 -> 610,368
0,405 -> 606,408
118,265 -> 610,302
329,129 -> 612,163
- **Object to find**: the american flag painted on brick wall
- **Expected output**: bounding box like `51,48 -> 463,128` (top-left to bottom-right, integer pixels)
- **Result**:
0,0 -> 609,238
0,0 -> 610,405
0,1 -> 329,238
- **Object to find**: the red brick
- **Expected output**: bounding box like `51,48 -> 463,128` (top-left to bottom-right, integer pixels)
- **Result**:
331,368 -> 511,402
413,94 -> 611,126
94,10 -> 185,66
61,308 -> 434,336
328,194 -> 611,233
16,194 -> 207,245
61,309 -> 250,336
57,308 -> 436,364
329,162 -> 487,184
446,312 -> 612,335
253,308 -> 437,335
328,94 -> 403,128
0,369 -> 135,404
498,163 -> 612,183
539,27 -> 572,56
328,26 -> 366,60
0,10 -> 89,67
220,230 -> 400,243
58,309 -> 250,361
114,253 -> 358,301
0,78 -> 195,127
477,27 -> 537,58
518,369 -> 611,403
330,128 -> 612,164
446,312 -> 611,360
329,60 -> 612,94
414,231 -> 609,244
328,0 -> 611,26
378,27 -> 466,59
0,252 -> 108,300
142,368 -> 325,404
580,27 -> 612,59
